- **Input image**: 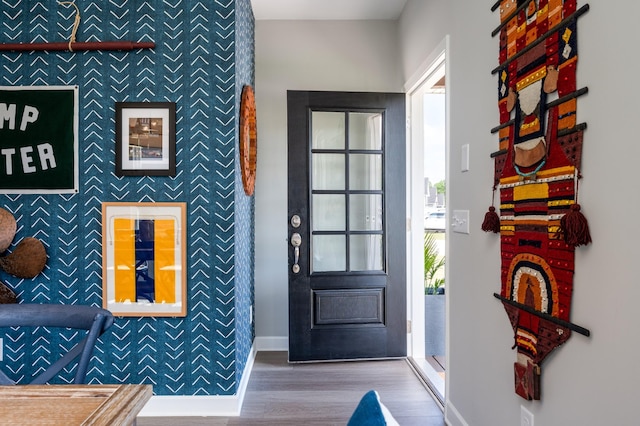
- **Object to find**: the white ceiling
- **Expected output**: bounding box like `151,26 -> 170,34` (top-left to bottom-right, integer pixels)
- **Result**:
250,0 -> 408,20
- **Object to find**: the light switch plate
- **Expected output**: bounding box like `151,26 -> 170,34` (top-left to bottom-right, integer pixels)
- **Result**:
521,406 -> 534,426
452,210 -> 470,234
461,144 -> 469,172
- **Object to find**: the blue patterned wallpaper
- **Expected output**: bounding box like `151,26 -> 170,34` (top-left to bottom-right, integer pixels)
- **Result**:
0,0 -> 254,396
234,0 -> 256,380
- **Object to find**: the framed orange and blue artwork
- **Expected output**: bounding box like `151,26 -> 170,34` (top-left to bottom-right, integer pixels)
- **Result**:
102,202 -> 186,317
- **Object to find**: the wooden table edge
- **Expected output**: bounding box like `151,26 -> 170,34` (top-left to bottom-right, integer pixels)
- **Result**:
82,384 -> 153,426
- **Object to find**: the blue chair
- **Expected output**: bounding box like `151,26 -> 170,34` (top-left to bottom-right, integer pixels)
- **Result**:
0,304 -> 114,385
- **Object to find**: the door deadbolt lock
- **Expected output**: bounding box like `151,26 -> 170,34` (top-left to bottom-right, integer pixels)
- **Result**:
290,215 -> 301,228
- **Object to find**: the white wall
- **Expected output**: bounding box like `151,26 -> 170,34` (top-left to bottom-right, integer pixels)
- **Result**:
401,0 -> 640,425
398,0 -> 452,84
254,20 -> 402,344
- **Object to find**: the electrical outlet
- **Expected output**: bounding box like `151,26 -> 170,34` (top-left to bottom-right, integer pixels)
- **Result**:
521,406 -> 534,426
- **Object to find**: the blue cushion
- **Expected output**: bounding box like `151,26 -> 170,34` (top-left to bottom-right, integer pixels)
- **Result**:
347,390 -> 398,426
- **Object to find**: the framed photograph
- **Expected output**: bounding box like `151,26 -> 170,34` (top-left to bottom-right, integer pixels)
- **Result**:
115,102 -> 176,176
102,202 -> 187,317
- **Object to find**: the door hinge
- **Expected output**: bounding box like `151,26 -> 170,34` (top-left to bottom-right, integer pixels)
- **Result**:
407,320 -> 412,334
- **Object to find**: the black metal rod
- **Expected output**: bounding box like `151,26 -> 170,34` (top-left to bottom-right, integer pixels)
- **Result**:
490,86 -> 589,134
558,122 -> 587,137
489,122 -> 586,158
491,1 -> 531,37
490,149 -> 508,159
547,87 -> 589,109
491,1 -> 501,13
494,293 -> 590,337
491,4 -> 590,75
491,120 -> 515,135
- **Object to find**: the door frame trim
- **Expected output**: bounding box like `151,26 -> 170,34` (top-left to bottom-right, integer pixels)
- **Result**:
287,91 -> 407,362
405,34 -> 450,391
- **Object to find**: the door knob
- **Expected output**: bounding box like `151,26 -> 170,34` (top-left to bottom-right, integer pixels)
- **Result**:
291,233 -> 301,273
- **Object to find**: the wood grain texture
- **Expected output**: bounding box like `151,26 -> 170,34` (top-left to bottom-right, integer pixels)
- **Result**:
0,384 -> 152,426
85,384 -> 153,426
137,351 -> 444,425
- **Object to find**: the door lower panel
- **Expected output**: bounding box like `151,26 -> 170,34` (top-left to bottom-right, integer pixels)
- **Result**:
313,288 -> 385,326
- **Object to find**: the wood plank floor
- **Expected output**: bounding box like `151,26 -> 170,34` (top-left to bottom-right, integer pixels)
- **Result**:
137,351 -> 445,425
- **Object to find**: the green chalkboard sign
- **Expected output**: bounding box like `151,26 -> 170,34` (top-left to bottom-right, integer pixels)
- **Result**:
0,86 -> 78,193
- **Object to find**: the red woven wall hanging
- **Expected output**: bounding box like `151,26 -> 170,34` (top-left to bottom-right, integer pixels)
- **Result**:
486,0 -> 591,401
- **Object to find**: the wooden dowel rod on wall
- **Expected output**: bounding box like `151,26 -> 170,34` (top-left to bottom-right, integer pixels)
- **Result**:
494,293 -> 590,337
0,41 -> 155,52
490,86 -> 589,134
491,4 -> 590,74
491,1 -> 531,37
489,124 -> 586,158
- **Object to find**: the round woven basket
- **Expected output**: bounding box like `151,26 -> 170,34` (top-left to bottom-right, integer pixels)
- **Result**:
0,237 -> 47,278
0,207 -> 17,253
0,281 -> 17,304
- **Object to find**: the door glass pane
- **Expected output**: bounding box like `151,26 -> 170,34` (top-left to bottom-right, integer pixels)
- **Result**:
313,235 -> 346,272
312,194 -> 345,231
309,110 -> 386,274
312,112 -> 345,149
349,194 -> 382,231
312,154 -> 345,190
350,235 -> 383,271
349,113 -> 382,150
349,154 -> 382,190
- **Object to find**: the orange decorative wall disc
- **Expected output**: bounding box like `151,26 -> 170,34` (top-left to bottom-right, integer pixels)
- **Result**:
239,85 -> 257,196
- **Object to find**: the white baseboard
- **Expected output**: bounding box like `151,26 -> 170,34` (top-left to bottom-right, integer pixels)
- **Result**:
254,335 -> 288,351
137,344 -> 257,417
445,400 -> 469,426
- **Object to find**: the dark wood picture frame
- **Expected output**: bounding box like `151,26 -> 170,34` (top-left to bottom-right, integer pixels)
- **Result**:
115,102 -> 176,176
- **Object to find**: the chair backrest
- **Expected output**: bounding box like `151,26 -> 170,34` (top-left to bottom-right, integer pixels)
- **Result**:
0,304 -> 114,385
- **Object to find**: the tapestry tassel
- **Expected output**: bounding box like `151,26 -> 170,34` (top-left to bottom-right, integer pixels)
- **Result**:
559,203 -> 591,246
482,206 -> 501,233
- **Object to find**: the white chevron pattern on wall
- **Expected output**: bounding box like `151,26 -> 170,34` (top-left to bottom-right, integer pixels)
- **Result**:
233,0 -> 255,382
0,0 -> 255,396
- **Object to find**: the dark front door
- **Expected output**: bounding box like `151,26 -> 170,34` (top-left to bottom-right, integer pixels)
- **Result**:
287,91 -> 406,362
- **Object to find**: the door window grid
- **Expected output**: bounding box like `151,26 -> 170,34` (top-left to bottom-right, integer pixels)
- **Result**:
310,110 -> 386,273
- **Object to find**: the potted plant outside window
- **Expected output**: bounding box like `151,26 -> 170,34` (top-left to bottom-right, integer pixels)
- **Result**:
424,233 -> 445,295
424,232 -> 445,356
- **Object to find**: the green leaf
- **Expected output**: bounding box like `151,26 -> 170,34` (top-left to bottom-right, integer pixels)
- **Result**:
424,232 -> 445,295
